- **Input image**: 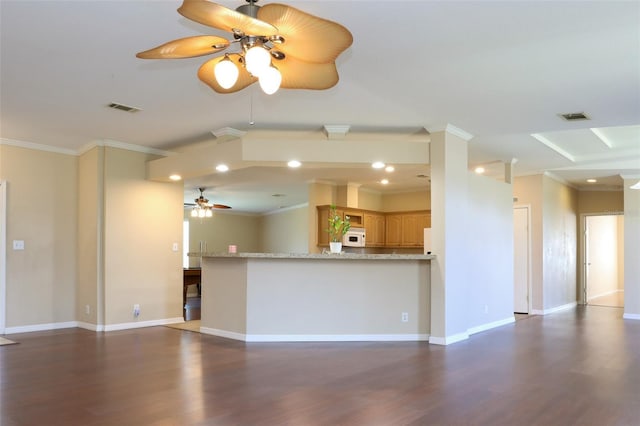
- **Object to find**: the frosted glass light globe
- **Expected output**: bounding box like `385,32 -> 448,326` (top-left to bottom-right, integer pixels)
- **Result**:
245,46 -> 271,77
258,66 -> 282,95
214,56 -> 239,89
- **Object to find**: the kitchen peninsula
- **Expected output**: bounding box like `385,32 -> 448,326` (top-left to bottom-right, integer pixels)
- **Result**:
195,252 -> 434,342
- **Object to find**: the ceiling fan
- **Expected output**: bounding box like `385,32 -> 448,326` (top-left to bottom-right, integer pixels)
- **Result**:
186,187 -> 231,218
136,0 -> 353,95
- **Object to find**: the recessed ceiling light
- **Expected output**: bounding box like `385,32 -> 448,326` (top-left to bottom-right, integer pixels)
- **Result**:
380,179 -> 389,185
216,164 -> 229,172
372,161 -> 385,169
287,160 -> 301,168
474,166 -> 485,174
169,174 -> 182,181
587,178 -> 597,183
385,165 -> 395,172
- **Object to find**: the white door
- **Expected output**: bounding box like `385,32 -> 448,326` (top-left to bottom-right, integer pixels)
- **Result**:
585,215 -> 622,305
513,206 -> 529,313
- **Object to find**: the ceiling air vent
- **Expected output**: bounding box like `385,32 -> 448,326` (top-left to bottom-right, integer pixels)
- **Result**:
108,102 -> 141,113
559,112 -> 589,121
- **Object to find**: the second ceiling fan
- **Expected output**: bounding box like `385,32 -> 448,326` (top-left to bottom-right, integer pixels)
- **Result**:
137,0 -> 353,95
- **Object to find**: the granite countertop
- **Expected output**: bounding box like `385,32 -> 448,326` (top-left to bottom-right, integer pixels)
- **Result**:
189,252 -> 434,260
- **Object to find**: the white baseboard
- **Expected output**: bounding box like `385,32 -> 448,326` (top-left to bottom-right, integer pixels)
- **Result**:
200,327 -> 430,342
468,316 -> 516,336
588,289 -> 623,300
77,321 -> 104,332
623,313 -> 640,320
531,301 -> 577,316
103,317 -> 184,332
429,331 -> 469,346
4,321 -> 78,334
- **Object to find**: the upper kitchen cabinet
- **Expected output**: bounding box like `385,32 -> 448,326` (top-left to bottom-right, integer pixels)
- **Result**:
385,211 -> 430,247
364,212 -> 386,247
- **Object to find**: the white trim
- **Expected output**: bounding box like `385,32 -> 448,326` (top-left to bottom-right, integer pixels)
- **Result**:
78,139 -> 173,157
102,317 -> 184,332
623,313 -> 640,320
531,301 -> 577,316
200,327 -> 430,342
262,202 -> 308,216
429,331 -> 469,346
4,321 -> 79,334
531,134 -> 576,162
0,181 -> 6,334
77,321 -> 104,332
0,137 -> 77,156
587,289 -> 623,301
513,204 -> 533,314
468,316 -> 516,336
445,124 -> 474,141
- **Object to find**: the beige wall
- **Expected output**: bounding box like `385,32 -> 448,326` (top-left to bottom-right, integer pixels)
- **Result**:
578,191 -> 624,214
186,210 -> 261,266
381,190 -> 430,212
0,145 -> 77,328
77,147 -> 102,325
617,215 -> 624,290
103,147 -> 183,326
357,189 -> 383,211
542,175 -> 578,310
259,205 -> 309,253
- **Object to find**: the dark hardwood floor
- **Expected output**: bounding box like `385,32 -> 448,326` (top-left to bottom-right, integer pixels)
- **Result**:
1,305 -> 639,425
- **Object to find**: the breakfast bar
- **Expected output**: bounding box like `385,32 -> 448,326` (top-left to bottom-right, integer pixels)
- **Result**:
195,252 -> 434,342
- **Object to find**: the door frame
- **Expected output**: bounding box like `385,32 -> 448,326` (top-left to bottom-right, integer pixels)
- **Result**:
513,205 -> 532,314
581,211 -> 624,305
0,180 -> 7,334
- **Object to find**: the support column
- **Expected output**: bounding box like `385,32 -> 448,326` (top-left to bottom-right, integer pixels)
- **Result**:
622,176 -> 640,319
429,125 -> 473,344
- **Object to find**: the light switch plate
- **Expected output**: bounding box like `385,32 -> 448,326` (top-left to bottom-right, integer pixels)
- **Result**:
13,240 -> 25,250
172,242 -> 179,252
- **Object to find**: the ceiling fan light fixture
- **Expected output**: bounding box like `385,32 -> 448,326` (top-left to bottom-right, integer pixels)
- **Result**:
259,65 -> 282,95
245,45 -> 271,77
214,54 -> 239,89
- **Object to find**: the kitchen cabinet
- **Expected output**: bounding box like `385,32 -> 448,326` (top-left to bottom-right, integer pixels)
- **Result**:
385,214 -> 403,246
364,212 -> 386,246
385,211 -> 431,247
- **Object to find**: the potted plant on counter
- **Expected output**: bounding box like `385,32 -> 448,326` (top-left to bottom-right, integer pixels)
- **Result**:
327,204 -> 351,253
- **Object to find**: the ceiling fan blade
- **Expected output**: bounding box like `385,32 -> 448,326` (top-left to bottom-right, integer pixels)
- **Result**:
212,204 -> 232,209
258,4 -> 353,64
178,0 -> 277,36
276,56 -> 339,90
136,35 -> 229,59
198,54 -> 257,93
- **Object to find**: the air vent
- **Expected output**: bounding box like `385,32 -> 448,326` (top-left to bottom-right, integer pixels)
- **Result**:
559,112 -> 589,121
108,102 -> 141,113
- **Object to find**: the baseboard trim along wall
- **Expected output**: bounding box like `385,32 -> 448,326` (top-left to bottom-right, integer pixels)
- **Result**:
4,321 -> 79,334
623,313 -> 640,321
429,331 -> 469,346
103,317 -> 184,332
531,301 -> 577,316
200,327 -> 430,342
5,317 -> 185,334
467,316 -> 516,336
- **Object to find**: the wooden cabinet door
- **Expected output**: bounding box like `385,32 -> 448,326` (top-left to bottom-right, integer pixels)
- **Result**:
385,214 -> 402,246
364,213 -> 385,246
402,213 -> 432,246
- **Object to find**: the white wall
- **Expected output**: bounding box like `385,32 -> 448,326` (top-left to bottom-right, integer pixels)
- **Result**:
466,172 -> 514,329
623,178 -> 640,318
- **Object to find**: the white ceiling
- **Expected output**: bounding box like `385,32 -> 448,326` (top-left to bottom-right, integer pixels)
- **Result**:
1,0 -> 639,213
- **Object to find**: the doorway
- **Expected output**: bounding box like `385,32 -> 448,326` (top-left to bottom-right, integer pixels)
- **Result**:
584,214 -> 624,308
513,206 -> 530,314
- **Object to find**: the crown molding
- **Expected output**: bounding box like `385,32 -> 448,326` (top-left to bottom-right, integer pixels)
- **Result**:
0,138 -> 76,156
423,124 -> 474,141
78,139 -> 174,157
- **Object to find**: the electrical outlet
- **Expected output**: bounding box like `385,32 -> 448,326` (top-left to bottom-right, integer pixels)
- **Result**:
133,304 -> 140,317
85,305 -> 91,315
12,240 -> 25,250
401,312 -> 409,322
